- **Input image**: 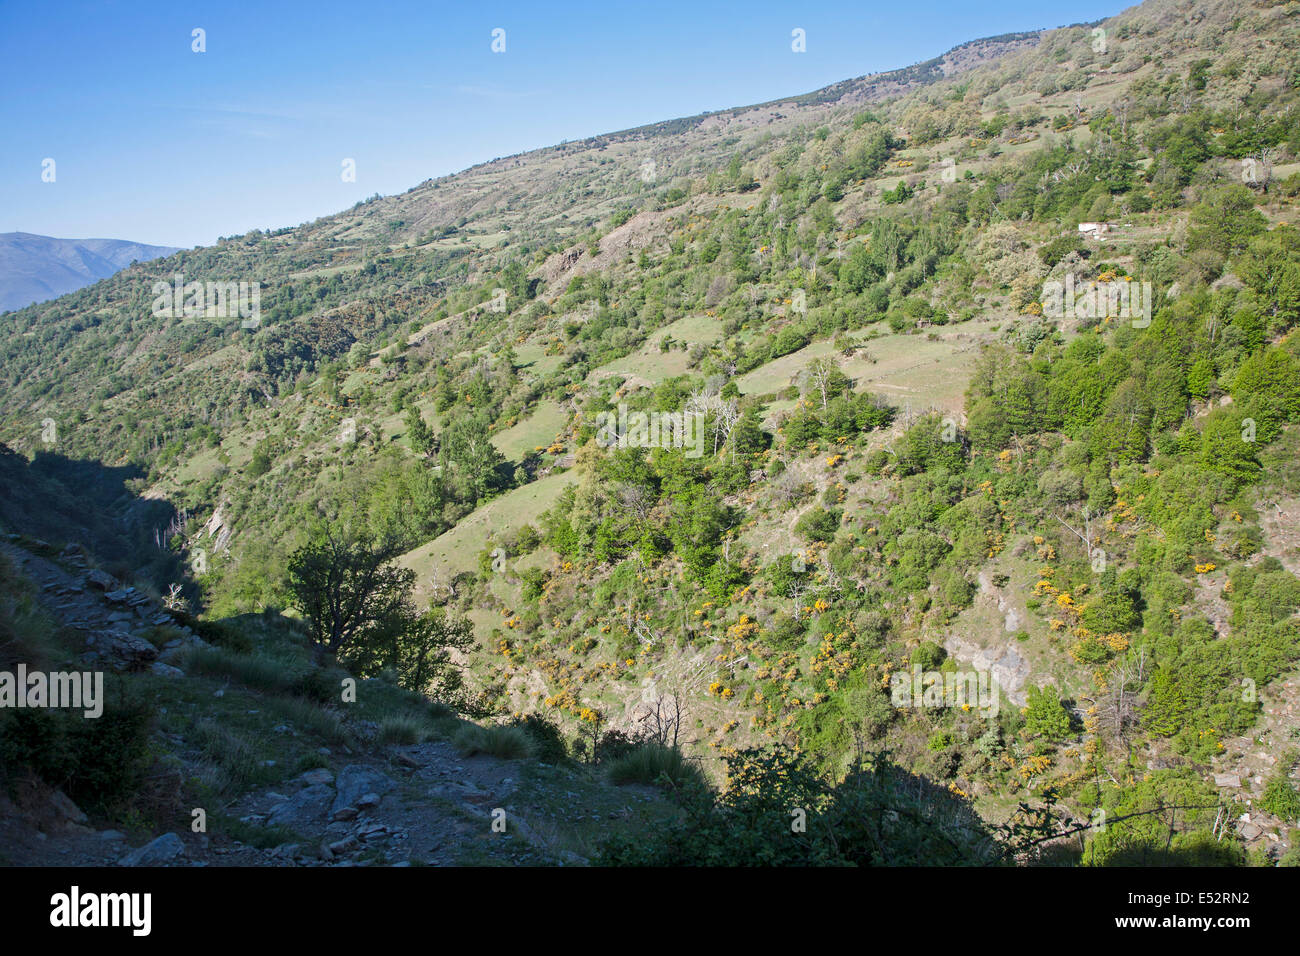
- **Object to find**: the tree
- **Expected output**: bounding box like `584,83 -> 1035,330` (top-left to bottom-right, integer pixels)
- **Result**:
405,407 -> 436,456
1187,185 -> 1267,259
1024,684 -> 1072,741
440,413 -> 507,503
1236,225 -> 1300,333
348,604 -> 474,697
803,358 -> 850,410
286,523 -> 414,658
1198,409 -> 1261,489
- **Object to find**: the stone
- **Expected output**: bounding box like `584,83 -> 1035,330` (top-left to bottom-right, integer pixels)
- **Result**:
84,569 -> 115,591
1213,773 -> 1242,788
265,784 -> 334,829
49,789 -> 87,824
118,832 -> 185,866
98,630 -> 158,668
356,792 -> 381,809
150,662 -> 185,679
99,830 -> 127,842
1240,823 -> 1263,841
332,807 -> 358,822
331,765 -> 396,816
297,768 -> 334,787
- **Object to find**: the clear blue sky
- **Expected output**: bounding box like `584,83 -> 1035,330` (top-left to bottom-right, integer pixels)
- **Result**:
1,0 -> 1122,248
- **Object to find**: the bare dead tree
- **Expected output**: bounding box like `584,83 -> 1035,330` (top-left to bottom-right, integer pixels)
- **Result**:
638,683 -> 685,748
1052,507 -> 1099,558
162,583 -> 187,613
806,358 -> 837,410
616,482 -> 655,522
717,400 -> 741,461
1114,98 -> 1130,138
1082,650 -> 1148,764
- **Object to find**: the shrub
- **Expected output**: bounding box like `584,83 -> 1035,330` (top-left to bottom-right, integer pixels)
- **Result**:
598,746 -> 996,865
1024,684 -> 1072,741
595,728 -> 642,764
1260,758 -> 1300,823
0,700 -> 154,814
912,641 -> 946,670
795,507 -> 841,543
509,713 -> 568,762
452,723 -> 533,759
605,743 -> 703,789
377,715 -> 428,746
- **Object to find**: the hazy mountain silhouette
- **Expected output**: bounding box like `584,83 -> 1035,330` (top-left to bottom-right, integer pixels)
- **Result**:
0,231 -> 179,312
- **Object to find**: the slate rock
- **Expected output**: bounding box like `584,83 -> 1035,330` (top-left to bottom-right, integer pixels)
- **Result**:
266,784 -> 334,829
331,765 -> 396,815
50,789 -> 87,824
118,832 -> 185,866
99,630 -> 158,668
85,569 -> 116,591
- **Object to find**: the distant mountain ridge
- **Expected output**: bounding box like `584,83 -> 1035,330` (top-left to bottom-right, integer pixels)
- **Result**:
0,232 -> 179,313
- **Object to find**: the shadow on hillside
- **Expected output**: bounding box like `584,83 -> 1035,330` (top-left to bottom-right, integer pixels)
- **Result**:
0,442 -> 186,591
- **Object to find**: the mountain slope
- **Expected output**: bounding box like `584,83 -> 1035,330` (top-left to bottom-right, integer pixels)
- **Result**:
0,232 -> 179,313
3,0 -> 1300,866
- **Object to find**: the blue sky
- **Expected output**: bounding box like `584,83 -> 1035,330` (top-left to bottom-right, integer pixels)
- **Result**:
1,0 -> 1122,248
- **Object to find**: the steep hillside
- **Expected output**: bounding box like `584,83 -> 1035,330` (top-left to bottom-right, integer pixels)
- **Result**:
4,0 -> 1300,866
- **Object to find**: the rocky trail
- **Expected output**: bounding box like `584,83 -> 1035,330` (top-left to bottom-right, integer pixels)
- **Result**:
0,537 -> 667,867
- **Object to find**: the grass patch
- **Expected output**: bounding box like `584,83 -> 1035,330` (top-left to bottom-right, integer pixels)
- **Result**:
218,814 -> 303,850
377,714 -> 431,746
263,695 -> 354,748
452,723 -> 534,759
190,719 -> 273,797
178,643 -> 332,700
605,744 -> 704,790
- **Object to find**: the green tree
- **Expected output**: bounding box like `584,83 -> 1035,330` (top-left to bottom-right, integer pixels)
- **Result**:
1024,684 -> 1072,741
347,604 -> 474,697
405,407 -> 436,456
1187,185 -> 1267,259
286,522 -> 414,658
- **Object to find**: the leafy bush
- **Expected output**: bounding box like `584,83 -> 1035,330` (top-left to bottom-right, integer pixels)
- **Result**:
1260,757 -> 1300,823
509,713 -> 569,762
0,700 -> 154,813
598,746 -> 996,866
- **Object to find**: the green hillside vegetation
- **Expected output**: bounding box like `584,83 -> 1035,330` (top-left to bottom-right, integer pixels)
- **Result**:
4,0 -> 1300,865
